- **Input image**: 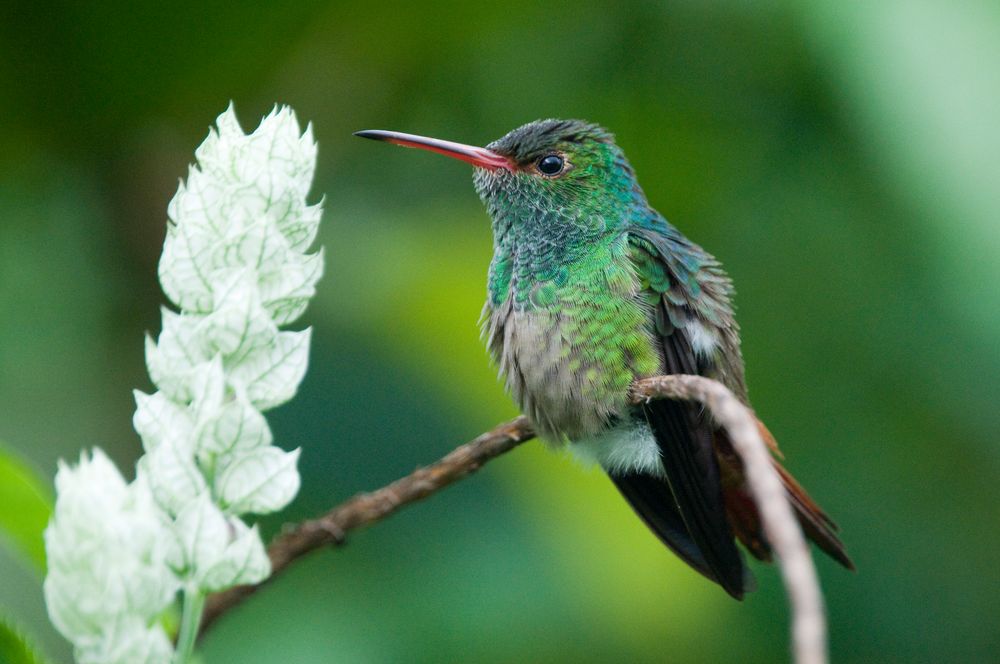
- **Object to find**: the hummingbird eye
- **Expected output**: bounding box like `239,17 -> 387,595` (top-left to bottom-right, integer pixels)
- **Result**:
536,154 -> 565,176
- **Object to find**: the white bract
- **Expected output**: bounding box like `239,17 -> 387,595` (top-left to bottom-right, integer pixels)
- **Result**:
45,105 -> 322,664
44,451 -> 177,664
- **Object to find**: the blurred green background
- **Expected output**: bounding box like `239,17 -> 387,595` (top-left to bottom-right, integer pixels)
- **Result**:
1,0 -> 999,662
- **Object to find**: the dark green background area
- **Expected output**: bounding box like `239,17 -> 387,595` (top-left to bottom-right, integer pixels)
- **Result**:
1,1 -> 998,662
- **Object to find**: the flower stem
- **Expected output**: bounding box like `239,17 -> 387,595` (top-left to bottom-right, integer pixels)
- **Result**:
173,586 -> 205,664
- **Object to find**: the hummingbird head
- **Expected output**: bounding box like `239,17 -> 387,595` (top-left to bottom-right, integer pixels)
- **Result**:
355,119 -> 646,233
355,120 -> 648,303
472,119 -> 645,226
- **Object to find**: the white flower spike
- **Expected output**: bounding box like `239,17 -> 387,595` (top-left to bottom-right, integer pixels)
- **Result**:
45,105 -> 323,664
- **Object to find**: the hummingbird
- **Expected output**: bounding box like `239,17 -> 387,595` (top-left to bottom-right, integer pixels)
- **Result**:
355,120 -> 853,598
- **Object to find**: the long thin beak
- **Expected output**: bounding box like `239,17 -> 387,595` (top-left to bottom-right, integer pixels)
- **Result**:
354,129 -> 512,171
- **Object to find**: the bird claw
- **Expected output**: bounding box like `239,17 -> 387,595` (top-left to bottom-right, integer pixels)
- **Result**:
318,520 -> 346,545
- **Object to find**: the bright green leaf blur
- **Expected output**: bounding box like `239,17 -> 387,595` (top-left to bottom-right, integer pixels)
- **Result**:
1,1 -> 998,663
0,445 -> 52,573
0,617 -> 49,664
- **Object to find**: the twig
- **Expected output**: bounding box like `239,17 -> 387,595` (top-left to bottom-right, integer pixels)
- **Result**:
632,375 -> 827,664
198,376 -> 827,664
198,416 -> 535,634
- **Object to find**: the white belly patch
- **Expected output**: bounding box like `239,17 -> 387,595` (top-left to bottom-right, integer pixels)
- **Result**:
569,420 -> 665,477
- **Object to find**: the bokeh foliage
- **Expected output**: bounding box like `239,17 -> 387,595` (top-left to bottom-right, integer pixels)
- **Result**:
1,1 -> 998,662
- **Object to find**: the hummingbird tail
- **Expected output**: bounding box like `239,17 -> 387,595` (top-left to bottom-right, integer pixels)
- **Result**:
773,461 -> 855,570
718,422 -> 855,571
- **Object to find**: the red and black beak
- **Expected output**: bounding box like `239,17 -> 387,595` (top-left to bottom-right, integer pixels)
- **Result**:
354,130 -> 513,171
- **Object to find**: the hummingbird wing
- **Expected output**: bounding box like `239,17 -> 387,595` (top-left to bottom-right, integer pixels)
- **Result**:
627,225 -> 854,589
626,228 -> 751,599
639,360 -> 751,599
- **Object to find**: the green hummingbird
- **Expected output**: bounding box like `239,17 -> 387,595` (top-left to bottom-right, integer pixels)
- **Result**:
355,120 -> 853,598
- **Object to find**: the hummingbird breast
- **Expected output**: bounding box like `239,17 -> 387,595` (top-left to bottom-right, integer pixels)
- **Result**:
482,234 -> 661,443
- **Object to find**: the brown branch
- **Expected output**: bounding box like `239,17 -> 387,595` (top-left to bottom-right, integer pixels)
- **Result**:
198,415 -> 535,634
199,376 -> 827,664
